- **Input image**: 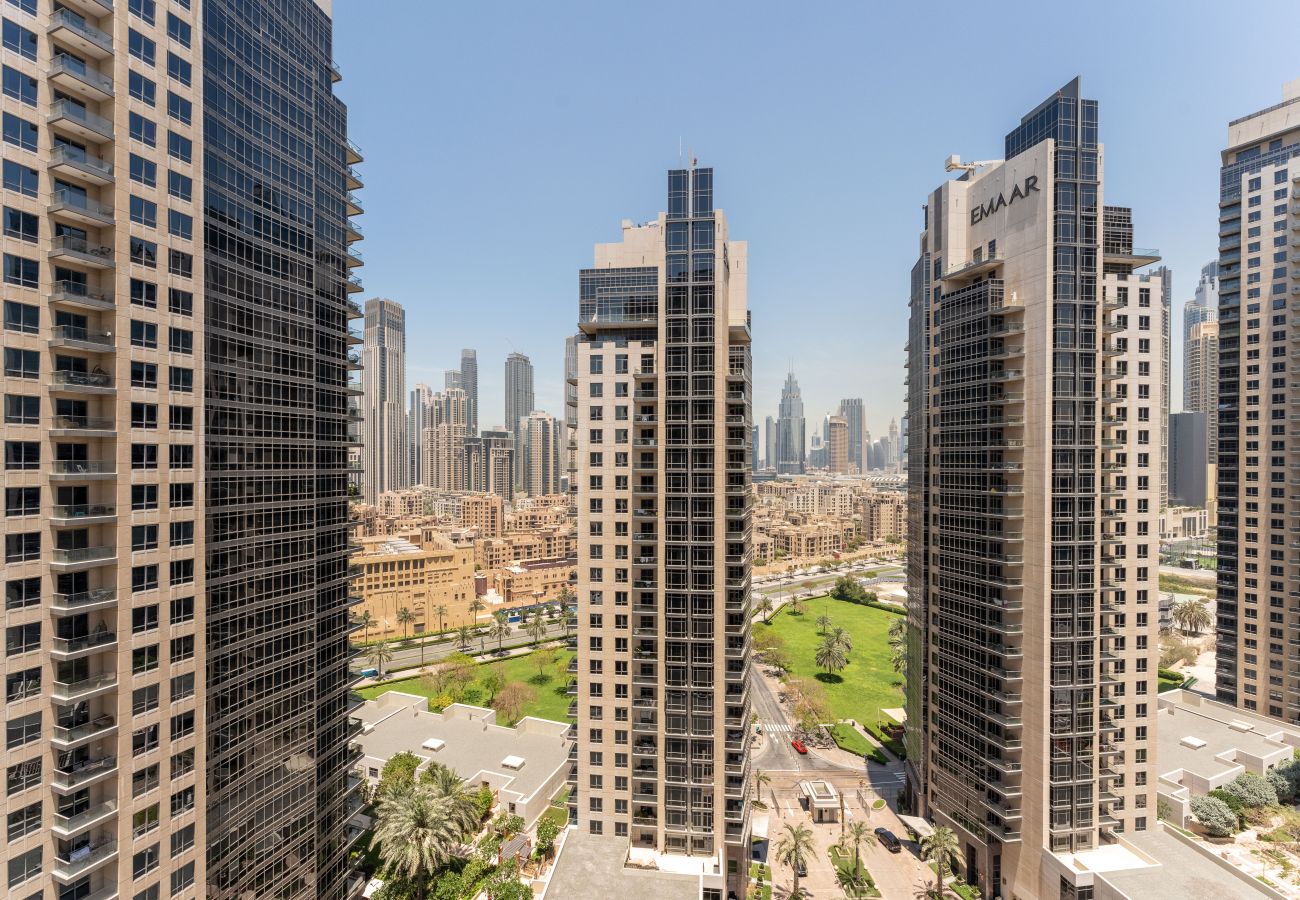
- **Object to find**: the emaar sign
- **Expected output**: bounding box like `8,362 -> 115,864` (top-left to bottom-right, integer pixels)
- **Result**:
970,176 -> 1040,225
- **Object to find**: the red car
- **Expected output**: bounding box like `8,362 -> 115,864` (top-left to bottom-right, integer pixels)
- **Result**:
791,739 -> 808,754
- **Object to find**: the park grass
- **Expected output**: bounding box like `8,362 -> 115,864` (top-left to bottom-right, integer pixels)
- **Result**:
1159,573 -> 1215,598
829,723 -> 887,764
1158,673 -> 1185,693
356,648 -> 574,722
755,596 -> 904,725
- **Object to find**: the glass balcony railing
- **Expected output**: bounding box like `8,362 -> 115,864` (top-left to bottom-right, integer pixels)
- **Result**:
50,8 -> 114,52
50,53 -> 114,95
49,98 -> 114,138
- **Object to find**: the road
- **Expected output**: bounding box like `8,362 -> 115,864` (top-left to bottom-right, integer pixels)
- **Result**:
361,621 -> 571,675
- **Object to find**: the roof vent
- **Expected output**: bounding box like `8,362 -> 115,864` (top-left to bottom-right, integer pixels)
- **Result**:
1180,736 -> 1207,750
421,738 -> 446,752
1228,720 -> 1254,733
501,755 -> 525,770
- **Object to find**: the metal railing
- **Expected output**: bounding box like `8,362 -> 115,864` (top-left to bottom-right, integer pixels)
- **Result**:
50,8 -> 114,50
52,369 -> 114,388
51,187 -> 114,218
51,235 -> 115,262
51,324 -> 114,346
49,98 -> 114,138
52,503 -> 116,519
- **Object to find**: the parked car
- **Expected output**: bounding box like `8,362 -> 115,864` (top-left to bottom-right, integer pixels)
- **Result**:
791,739 -> 808,754
874,827 -> 902,853
359,667 -> 378,678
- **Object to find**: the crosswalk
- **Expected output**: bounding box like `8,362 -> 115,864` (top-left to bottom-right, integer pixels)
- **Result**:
758,721 -> 794,735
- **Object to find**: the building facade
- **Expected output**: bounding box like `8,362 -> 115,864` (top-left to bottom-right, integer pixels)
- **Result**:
408,382 -> 433,486
826,415 -> 848,473
504,350 -> 534,434
571,165 -> 752,898
1169,411 -> 1210,508
838,397 -> 866,473
465,428 -> 515,499
905,78 -> 1164,900
1214,80 -> 1300,718
362,297 -> 406,503
775,370 -> 804,474
460,348 -> 478,436
515,409 -> 561,498
0,0 -> 364,896
424,386 -> 469,492
1184,319 -> 1219,464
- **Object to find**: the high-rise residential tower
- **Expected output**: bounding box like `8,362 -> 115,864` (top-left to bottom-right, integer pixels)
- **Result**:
827,415 -> 849,473
570,164 -> 752,897
424,387 -> 469,491
504,350 -> 534,434
1151,265 -> 1172,508
887,416 -> 900,471
838,397 -> 866,473
466,428 -> 515,499
905,78 -> 1164,899
409,383 -> 434,486
564,335 -> 578,486
0,0 -> 365,896
362,297 -> 406,502
1184,320 -> 1220,462
461,348 -> 478,436
515,409 -> 561,497
775,370 -> 805,474
763,414 -> 776,471
1215,81 -> 1300,716
1184,261 -> 1219,343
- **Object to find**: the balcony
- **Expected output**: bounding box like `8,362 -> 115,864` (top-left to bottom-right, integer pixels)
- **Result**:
51,280 -> 113,310
51,629 -> 117,660
49,54 -> 113,106
50,414 -> 114,436
49,8 -> 114,58
51,504 -> 116,525
53,754 -> 117,792
50,546 -> 116,572
52,798 -> 118,836
52,588 -> 117,614
51,369 -> 114,394
49,236 -> 115,270
50,188 -> 115,226
51,325 -> 115,353
49,98 -> 114,143
54,839 -> 118,882
48,144 -> 114,187
52,672 -> 117,703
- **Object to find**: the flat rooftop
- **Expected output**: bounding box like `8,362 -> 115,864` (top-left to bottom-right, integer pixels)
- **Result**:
357,696 -> 571,803
1157,691 -> 1297,783
543,831 -> 701,900
1098,827 -> 1275,900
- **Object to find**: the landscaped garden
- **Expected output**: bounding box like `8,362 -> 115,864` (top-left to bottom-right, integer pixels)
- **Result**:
357,647 -> 574,723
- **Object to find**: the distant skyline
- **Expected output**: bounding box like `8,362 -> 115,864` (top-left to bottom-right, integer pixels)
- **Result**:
333,0 -> 1300,434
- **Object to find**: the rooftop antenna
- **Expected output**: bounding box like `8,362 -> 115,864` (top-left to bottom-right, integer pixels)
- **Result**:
678,136 -> 683,165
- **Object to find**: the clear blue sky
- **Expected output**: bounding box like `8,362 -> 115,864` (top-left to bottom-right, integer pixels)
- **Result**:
333,0 -> 1299,438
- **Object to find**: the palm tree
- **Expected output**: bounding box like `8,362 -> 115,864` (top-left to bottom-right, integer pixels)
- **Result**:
829,625 -> 854,655
775,822 -> 815,898
756,594 -> 775,624
1173,598 -> 1211,636
888,617 -> 907,676
397,606 -> 415,641
845,821 -> 875,874
421,761 -> 480,836
356,609 -> 375,645
467,597 -> 486,624
815,633 -> 848,675
752,768 -> 770,804
490,610 -> 511,654
816,613 -> 833,635
788,594 -> 805,616
836,864 -> 871,899
920,826 -> 960,899
456,625 -> 473,651
367,640 -> 394,678
433,603 -> 448,636
525,610 -> 547,646
373,783 -> 460,900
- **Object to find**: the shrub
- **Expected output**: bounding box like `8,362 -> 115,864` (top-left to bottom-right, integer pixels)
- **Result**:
1156,667 -> 1186,683
1221,771 -> 1279,809
1268,767 -> 1294,805
1191,794 -> 1239,837
1271,758 -> 1300,804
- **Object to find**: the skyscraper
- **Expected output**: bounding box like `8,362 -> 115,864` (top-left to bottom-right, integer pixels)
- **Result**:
887,416 -> 900,472
775,370 -> 805,474
466,429 -> 515,499
425,387 -> 469,491
362,297 -> 407,502
1183,262 -> 1221,473
1151,265 -> 1172,508
504,350 -> 534,433
0,0 -> 364,896
515,410 -> 561,497
906,78 -> 1164,898
461,348 -> 478,436
838,397 -> 866,473
827,415 -> 849,473
564,335 -> 578,486
409,383 -> 434,486
1215,81 -> 1300,716
444,368 -> 462,390
764,415 -> 776,471
571,164 -> 752,896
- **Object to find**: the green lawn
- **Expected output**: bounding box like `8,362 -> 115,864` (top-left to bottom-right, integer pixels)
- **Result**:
357,648 -> 574,723
1158,573 -> 1215,598
1158,673 -> 1185,693
755,596 -> 904,724
829,723 -> 887,763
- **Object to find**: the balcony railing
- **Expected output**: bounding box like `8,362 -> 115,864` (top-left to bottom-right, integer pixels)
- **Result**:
50,235 -> 115,265
52,504 -> 116,520
52,588 -> 116,611
52,280 -> 113,306
52,798 -> 117,834
50,53 -> 114,95
52,672 -> 117,701
51,415 -> 114,432
55,839 -> 118,879
50,8 -> 114,52
52,370 -> 113,389
50,188 -> 114,221
52,629 -> 117,653
51,323 -> 114,346
49,98 -> 114,139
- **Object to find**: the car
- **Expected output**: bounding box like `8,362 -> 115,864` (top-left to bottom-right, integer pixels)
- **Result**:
359,667 -> 378,678
791,739 -> 808,754
874,827 -> 902,853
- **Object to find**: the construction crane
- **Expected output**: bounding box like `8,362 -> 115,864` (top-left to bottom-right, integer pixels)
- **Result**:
944,154 -> 1001,174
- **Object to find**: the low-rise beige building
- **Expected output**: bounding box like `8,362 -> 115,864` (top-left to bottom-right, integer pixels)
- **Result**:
461,493 -> 505,537
488,558 -> 576,605
476,524 -> 577,570
353,534 -> 477,637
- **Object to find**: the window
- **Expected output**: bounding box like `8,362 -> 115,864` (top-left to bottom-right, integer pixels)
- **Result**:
5,441 -> 38,469
5,486 -> 38,516
168,248 -> 192,277
170,595 -> 194,624
129,111 -> 157,146
131,360 -> 158,388
170,671 -> 194,701
6,801 -> 39,841
131,801 -> 159,835
131,319 -> 158,348
1,65 -> 35,105
4,348 -> 37,378
129,69 -> 156,105
133,645 -> 159,675
3,300 -> 36,333
7,846 -> 40,889
5,711 -> 40,749
169,327 -> 193,353
3,253 -> 36,287
169,483 -> 194,508
132,484 -> 159,510
166,12 -> 191,47
168,209 -> 192,239
4,395 -> 37,424
171,823 -> 195,856
132,604 -> 159,634
131,195 -> 158,227
132,684 -> 159,717
168,170 -> 192,201
170,709 -> 194,739
167,130 -> 192,162
131,236 -> 158,267
168,405 -> 193,430
126,155 -> 156,189
169,444 -> 193,468
166,91 -> 191,125
2,159 -> 37,196
6,758 -> 39,795
2,111 -> 35,151
132,563 -> 159,592
170,560 -> 194,588
4,578 -> 38,612
167,51 -> 191,86
5,532 -> 38,563
128,0 -> 156,23
168,289 -> 193,315
132,524 -> 159,552
131,402 -> 158,429
2,19 -> 36,60
170,785 -> 195,815
5,668 -> 37,702
133,843 -> 160,879
168,366 -> 193,392
2,207 -> 35,242
171,747 -> 195,777
128,29 -> 156,65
